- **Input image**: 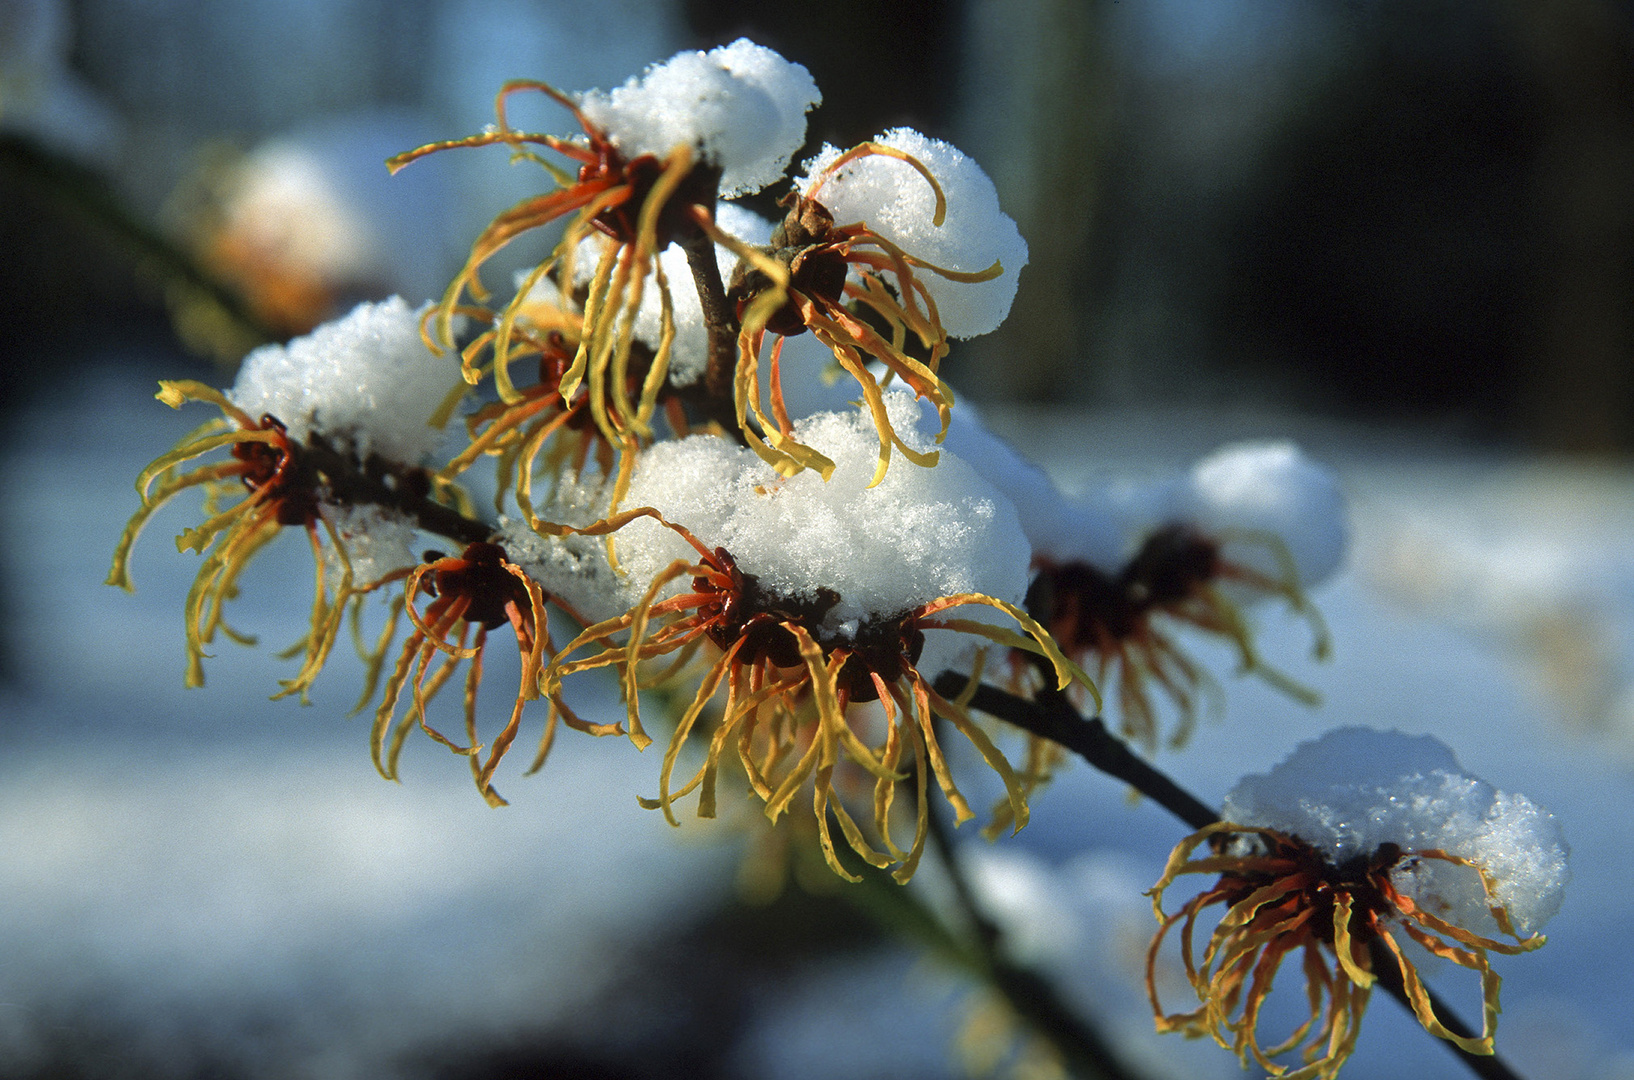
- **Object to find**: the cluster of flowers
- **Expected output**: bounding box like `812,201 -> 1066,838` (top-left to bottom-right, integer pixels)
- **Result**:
109,40 -> 1564,1077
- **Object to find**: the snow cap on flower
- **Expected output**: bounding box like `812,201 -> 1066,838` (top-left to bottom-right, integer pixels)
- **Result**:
934,399 -> 1121,570
1224,727 -> 1569,937
797,128 -> 1028,338
566,202 -> 773,387
229,297 -> 454,463
578,39 -> 819,198
585,391 -> 1030,676
1176,440 -> 1347,590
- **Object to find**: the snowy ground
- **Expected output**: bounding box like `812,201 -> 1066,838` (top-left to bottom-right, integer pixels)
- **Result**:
2,361 -> 1631,1079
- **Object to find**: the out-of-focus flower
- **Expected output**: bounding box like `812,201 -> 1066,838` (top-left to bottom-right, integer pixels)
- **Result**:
1146,729 -> 1566,1078
172,140 -> 380,346
1029,521 -> 1327,754
1015,441 -> 1344,754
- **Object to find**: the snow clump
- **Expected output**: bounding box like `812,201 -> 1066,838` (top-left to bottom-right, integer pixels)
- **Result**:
531,391 -> 1031,681
229,297 -> 454,463
1224,727 -> 1569,938
1177,440 -> 1347,591
619,390 -> 1028,622
320,504 -> 419,591
578,39 -> 820,198
797,127 -> 1028,338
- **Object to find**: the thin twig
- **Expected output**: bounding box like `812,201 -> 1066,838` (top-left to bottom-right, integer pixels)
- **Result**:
934,677 -> 1215,829
677,228 -> 740,404
933,673 -> 1531,1080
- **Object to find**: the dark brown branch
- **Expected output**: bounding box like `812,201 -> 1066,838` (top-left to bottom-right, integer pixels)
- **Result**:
677,226 -> 742,404
933,673 -> 1530,1080
299,434 -> 493,547
934,676 -> 1216,830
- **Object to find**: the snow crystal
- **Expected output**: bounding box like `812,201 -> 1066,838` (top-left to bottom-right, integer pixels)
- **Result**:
557,392 -> 1031,668
1224,727 -> 1569,938
578,39 -> 819,198
229,297 -> 456,464
566,202 -> 773,388
319,503 -> 418,591
1176,440 -> 1347,591
797,128 -> 1028,338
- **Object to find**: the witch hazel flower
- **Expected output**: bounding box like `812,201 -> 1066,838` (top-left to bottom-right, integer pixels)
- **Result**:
1020,440 -> 1345,754
719,128 -> 1029,485
388,40 -> 819,492
536,393 -> 1087,882
444,238 -> 746,529
108,298 -> 471,700
476,204 -> 776,520
367,540 -> 613,808
1146,728 -> 1566,1079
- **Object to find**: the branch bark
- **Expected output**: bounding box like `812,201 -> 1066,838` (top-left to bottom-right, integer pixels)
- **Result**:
298,434 -> 493,547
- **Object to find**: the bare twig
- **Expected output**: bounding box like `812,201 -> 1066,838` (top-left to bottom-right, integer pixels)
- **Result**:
297,434 -> 492,547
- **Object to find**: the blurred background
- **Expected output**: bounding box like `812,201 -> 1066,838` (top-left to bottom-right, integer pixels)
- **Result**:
3,1 -> 1634,1078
